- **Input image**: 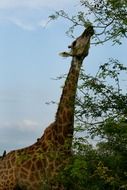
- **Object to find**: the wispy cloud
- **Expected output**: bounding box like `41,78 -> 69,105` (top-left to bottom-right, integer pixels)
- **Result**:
0,0 -> 77,30
7,17 -> 36,31
7,17 -> 51,31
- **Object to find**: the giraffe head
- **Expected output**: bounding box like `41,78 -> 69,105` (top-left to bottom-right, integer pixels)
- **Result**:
69,25 -> 94,58
59,25 -> 94,58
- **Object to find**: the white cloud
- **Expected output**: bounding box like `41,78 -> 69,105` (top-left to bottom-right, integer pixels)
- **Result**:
0,0 -> 79,30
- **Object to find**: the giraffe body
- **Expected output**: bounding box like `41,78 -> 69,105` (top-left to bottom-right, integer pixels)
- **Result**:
0,26 -> 94,190
0,122 -> 69,190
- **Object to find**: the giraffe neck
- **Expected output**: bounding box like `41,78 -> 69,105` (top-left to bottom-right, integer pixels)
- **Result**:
38,57 -> 84,153
41,26 -> 94,151
55,56 -> 83,128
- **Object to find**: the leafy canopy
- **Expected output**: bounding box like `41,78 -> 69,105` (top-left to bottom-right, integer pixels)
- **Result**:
49,0 -> 127,44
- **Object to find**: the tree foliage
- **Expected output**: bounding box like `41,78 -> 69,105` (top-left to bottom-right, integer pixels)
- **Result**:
56,60 -> 127,190
50,0 -> 127,44
76,59 -> 127,137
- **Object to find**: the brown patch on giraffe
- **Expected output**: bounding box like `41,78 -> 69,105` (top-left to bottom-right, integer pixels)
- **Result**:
57,134 -> 64,145
9,175 -> 14,181
57,116 -> 63,125
62,109 -> 72,124
42,144 -> 48,152
31,163 -> 36,171
11,155 -> 16,164
26,149 -> 34,154
29,172 -> 36,181
36,160 -> 44,170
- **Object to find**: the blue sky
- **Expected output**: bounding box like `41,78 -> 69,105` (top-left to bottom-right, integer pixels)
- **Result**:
0,0 -> 126,154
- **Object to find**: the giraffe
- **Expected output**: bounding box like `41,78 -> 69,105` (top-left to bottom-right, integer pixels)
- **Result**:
0,25 -> 94,190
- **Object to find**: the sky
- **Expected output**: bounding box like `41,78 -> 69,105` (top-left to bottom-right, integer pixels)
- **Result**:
0,0 -> 126,154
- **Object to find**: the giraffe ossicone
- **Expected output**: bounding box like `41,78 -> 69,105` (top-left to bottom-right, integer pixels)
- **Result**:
0,26 -> 94,190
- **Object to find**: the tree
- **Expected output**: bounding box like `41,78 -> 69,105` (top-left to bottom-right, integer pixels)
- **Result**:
49,0 -> 127,189
57,61 -> 127,190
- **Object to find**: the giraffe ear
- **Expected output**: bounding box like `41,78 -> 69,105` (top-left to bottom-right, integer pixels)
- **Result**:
59,52 -> 71,57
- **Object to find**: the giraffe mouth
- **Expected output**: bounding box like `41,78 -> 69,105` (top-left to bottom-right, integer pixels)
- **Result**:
83,25 -> 94,37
